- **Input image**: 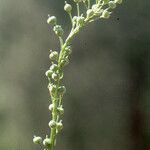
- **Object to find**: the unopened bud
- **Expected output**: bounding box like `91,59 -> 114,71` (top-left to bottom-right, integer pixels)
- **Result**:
33,136 -> 42,145
45,70 -> 53,78
64,2 -> 72,13
101,10 -> 111,19
60,58 -> 69,67
65,46 -> 72,55
53,25 -> 64,37
57,106 -> 64,115
50,64 -> 58,72
49,51 -> 58,61
87,9 -> 94,18
49,104 -> 54,111
48,84 -> 56,94
47,16 -> 57,25
72,16 -> 78,23
52,73 -> 59,81
49,120 -> 56,128
56,121 -> 63,131
58,86 -> 66,95
43,138 -> 50,146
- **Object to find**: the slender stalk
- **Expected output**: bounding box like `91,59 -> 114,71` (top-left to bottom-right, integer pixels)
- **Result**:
87,0 -> 90,9
69,13 -> 73,27
49,82 -> 60,150
77,3 -> 80,16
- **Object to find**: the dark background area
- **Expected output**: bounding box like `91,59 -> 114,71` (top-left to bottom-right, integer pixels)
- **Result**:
0,0 -> 150,150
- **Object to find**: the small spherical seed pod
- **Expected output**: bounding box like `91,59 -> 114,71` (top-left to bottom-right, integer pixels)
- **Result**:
48,84 -> 56,94
49,120 -> 56,128
92,4 -> 98,12
72,16 -> 78,23
114,0 -> 122,4
64,2 -> 72,13
56,70 -> 63,80
57,106 -> 64,115
43,138 -> 50,146
58,86 -> 66,95
56,121 -> 63,131
65,46 -> 72,55
33,136 -> 42,145
53,25 -> 64,37
101,10 -> 111,19
47,16 -> 57,25
49,104 -> 54,111
52,73 -> 59,81
49,51 -> 58,61
49,64 -> 58,72
86,9 -> 94,18
45,70 -> 53,78
109,1 -> 116,9
60,58 -> 69,67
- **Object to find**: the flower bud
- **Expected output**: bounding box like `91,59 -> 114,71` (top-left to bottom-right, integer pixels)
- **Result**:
48,84 -> 56,94
72,16 -> 78,23
64,2 -> 72,13
65,46 -> 72,55
43,138 -> 50,146
47,16 -> 57,25
109,1 -> 116,9
49,51 -> 58,61
56,121 -> 63,131
60,58 -> 69,67
58,86 -> 66,95
45,70 -> 53,78
53,25 -> 64,37
114,0 -> 122,4
50,64 -> 58,72
52,73 -> 59,81
57,106 -> 64,115
49,120 -> 56,128
86,9 -> 94,18
92,4 -> 98,12
101,10 -> 110,19
33,136 -> 42,144
49,104 -> 53,111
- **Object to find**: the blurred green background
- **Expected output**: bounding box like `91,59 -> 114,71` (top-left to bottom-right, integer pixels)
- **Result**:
0,0 -> 150,150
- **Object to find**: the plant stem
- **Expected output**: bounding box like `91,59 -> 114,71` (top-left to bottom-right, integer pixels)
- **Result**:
77,3 -> 80,16
49,82 -> 59,150
88,0 -> 90,9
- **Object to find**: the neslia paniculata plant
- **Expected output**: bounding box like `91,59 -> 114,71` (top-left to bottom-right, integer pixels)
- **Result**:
33,0 -> 123,150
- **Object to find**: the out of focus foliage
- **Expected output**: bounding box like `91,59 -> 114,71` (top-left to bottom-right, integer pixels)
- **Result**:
0,0 -> 149,150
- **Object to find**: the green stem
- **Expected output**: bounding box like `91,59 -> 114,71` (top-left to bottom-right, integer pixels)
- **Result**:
88,0 -> 90,9
69,13 -> 73,27
49,83 -> 59,150
77,3 -> 80,16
